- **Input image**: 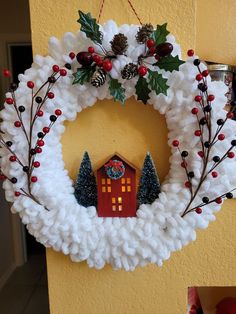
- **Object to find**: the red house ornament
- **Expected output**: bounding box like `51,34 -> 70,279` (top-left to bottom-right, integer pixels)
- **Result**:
97,154 -> 137,217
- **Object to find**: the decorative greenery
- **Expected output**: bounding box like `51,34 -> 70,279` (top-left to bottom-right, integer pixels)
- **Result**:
151,23 -> 170,45
72,66 -> 96,85
77,11 -> 103,44
135,77 -> 151,104
74,152 -> 97,207
109,78 -> 126,105
148,70 -> 169,96
137,152 -> 161,205
154,55 -> 185,72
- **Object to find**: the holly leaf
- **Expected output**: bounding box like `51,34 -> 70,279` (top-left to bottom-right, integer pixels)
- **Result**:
151,23 -> 170,45
148,70 -> 169,96
77,11 -> 103,44
72,66 -> 96,85
109,78 -> 126,105
154,55 -> 185,72
135,77 -> 151,104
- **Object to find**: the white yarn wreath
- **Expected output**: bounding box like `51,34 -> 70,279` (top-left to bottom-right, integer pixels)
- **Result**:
1,21 -> 236,271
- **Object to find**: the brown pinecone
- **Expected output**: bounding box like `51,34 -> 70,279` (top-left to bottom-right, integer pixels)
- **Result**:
136,24 -> 154,44
110,33 -> 128,55
91,69 -> 106,87
121,63 -> 138,80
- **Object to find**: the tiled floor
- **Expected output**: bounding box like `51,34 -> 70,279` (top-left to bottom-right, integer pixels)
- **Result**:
0,252 -> 50,314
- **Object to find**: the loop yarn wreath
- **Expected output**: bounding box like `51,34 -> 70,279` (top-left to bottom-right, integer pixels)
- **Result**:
0,11 -> 236,271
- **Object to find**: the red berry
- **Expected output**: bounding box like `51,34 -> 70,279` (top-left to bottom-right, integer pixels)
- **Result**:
194,95 -> 202,102
0,174 -> 6,180
33,161 -> 40,168
196,74 -> 203,81
37,110 -> 44,117
60,69 -> 67,76
187,49 -> 194,57
181,161 -> 187,168
138,66 -> 147,77
172,140 -> 179,147
198,151 -> 204,158
155,54 -> 161,61
15,191 -> 21,197
215,197 -> 222,204
202,70 -> 209,77
9,155 -> 17,162
31,176 -> 38,183
218,134 -> 225,141
69,52 -> 75,60
212,171 -> 218,178
207,94 -> 215,101
43,127 -> 50,133
3,69 -> 11,77
195,207 -> 202,214
191,107 -> 199,115
227,151 -> 235,159
92,54 -> 101,63
27,81 -> 34,89
97,60 -> 103,67
47,92 -> 54,99
52,65 -> 60,72
14,121 -> 21,128
227,112 -> 234,119
147,38 -> 155,48
149,46 -> 156,54
37,140 -> 44,147
6,97 -> 13,105
55,109 -> 62,116
35,147 -> 42,153
102,60 -> 112,72
185,181 -> 191,188
88,46 -> 94,53
195,130 -> 201,136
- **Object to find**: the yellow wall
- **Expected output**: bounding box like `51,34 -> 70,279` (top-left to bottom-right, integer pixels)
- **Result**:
29,1 -> 236,313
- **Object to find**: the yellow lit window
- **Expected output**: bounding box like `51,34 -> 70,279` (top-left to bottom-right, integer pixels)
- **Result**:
102,186 -> 106,192
112,197 -> 116,204
122,186 -> 126,192
112,205 -> 116,211
107,178 -> 111,184
118,197 -> 122,203
102,178 -> 106,185
127,178 -> 131,184
121,178 -> 125,184
118,205 -> 122,211
127,186 -> 131,192
107,186 -> 111,193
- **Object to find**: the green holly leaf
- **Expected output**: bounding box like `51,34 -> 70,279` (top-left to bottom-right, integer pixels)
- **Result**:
148,70 -> 169,96
109,78 -> 126,105
72,66 -> 96,85
154,55 -> 185,72
135,77 -> 151,105
151,23 -> 170,45
77,11 -> 103,44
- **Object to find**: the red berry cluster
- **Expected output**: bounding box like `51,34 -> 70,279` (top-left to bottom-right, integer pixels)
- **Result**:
73,47 -> 113,72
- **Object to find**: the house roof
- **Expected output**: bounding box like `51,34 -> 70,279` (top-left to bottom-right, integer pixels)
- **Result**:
96,152 -> 139,172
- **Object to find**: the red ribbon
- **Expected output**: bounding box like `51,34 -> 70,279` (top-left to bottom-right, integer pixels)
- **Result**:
104,160 -> 123,172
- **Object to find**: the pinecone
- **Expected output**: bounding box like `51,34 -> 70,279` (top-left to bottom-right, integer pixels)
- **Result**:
136,24 -> 154,44
91,69 -> 106,87
121,63 -> 138,80
110,33 -> 128,55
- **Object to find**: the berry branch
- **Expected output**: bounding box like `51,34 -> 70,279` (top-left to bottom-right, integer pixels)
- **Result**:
172,51 -> 236,217
0,66 -> 67,210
